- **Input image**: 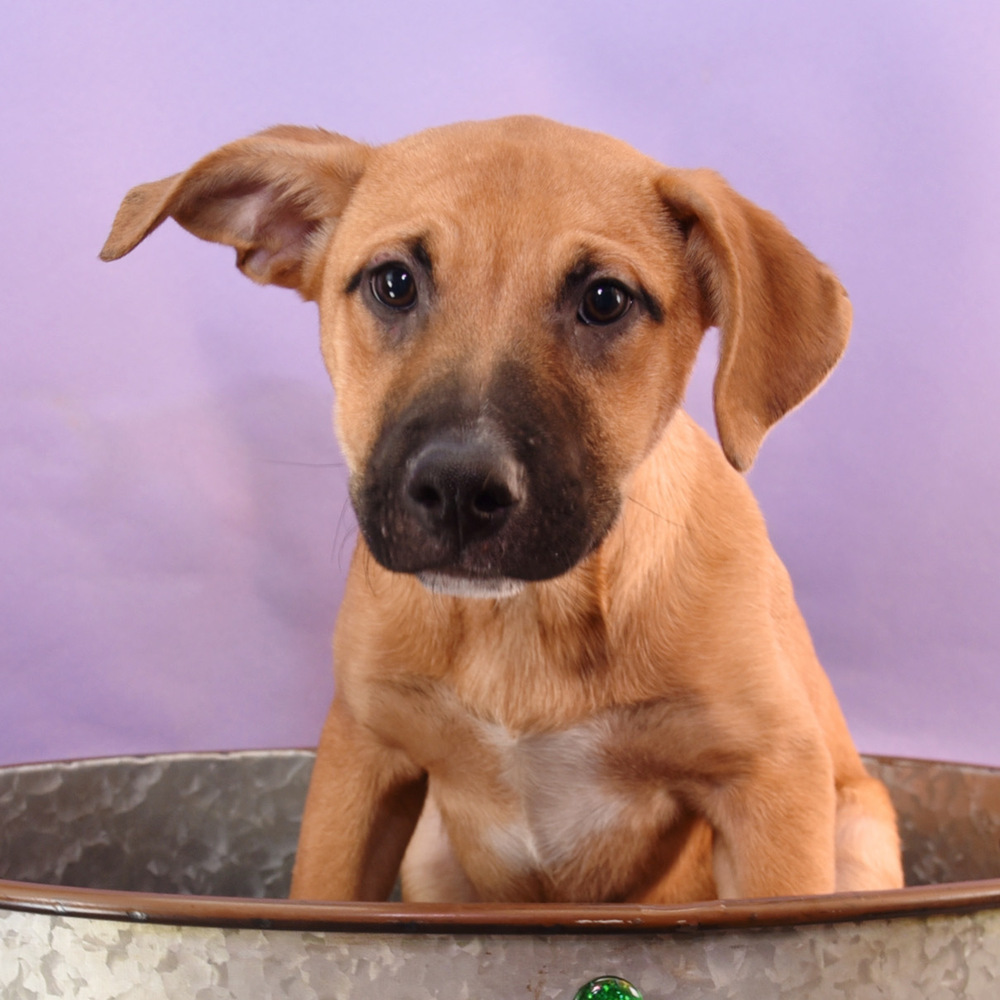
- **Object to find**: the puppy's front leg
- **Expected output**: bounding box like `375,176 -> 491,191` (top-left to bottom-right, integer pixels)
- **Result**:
708,750 -> 838,900
290,695 -> 427,901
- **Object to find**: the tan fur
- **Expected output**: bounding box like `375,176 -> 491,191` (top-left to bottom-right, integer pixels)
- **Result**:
102,116 -> 903,903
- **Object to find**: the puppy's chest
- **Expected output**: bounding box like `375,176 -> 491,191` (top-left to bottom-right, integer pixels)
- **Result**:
479,717 -> 641,857
373,634 -> 690,878
412,693 -> 681,875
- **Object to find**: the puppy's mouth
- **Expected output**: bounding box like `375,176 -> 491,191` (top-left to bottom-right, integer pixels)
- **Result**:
352,362 -> 621,592
416,572 -> 526,600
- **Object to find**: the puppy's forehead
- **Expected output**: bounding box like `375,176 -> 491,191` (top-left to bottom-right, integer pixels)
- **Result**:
343,117 -> 667,256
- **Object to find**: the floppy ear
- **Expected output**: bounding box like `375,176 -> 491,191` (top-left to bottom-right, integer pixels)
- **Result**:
657,169 -> 851,471
100,126 -> 371,300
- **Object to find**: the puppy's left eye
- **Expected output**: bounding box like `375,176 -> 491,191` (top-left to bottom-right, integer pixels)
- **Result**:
370,262 -> 418,310
578,280 -> 632,326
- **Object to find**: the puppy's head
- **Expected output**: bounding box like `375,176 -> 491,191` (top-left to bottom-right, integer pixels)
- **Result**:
102,116 -> 850,596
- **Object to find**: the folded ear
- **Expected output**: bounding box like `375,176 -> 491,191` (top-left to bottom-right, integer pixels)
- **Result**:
657,169 -> 851,471
100,126 -> 371,299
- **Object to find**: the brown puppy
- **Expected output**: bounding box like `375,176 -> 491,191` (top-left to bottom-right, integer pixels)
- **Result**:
102,116 -> 903,904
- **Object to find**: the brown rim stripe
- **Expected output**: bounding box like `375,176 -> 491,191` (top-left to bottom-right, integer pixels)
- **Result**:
2,878 -> 1000,934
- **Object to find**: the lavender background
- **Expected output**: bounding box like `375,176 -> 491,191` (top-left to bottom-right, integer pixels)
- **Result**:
2,3 -> 998,767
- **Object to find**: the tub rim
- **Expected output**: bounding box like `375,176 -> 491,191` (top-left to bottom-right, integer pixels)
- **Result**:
2,748 -> 998,935
3,875 -> 1000,935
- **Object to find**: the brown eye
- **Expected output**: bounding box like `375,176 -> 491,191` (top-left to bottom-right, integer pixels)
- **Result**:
578,280 -> 632,326
370,262 -> 417,310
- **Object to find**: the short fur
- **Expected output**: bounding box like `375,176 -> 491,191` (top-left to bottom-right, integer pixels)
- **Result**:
102,116 -> 903,903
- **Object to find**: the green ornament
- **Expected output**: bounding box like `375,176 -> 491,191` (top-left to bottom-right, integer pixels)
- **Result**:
573,976 -> 643,1000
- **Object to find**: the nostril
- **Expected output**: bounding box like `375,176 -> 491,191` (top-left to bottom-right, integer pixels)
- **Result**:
410,481 -> 445,512
472,480 -> 515,517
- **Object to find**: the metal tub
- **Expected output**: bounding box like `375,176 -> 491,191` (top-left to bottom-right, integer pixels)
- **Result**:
1,750 -> 998,998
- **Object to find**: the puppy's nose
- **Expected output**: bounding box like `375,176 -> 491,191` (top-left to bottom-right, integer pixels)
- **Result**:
404,433 -> 522,544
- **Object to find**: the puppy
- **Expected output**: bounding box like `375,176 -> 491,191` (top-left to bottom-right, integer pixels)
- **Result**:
102,116 -> 903,904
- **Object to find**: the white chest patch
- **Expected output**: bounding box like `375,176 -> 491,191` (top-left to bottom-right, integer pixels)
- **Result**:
478,717 -> 633,872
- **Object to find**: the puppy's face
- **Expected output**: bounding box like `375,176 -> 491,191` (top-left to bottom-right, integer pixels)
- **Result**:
102,115 -> 850,596
317,120 -> 704,596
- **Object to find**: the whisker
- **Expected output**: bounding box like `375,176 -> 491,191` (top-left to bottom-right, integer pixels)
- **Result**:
625,494 -> 681,529
332,499 -> 358,572
361,543 -> 377,595
264,458 -> 346,469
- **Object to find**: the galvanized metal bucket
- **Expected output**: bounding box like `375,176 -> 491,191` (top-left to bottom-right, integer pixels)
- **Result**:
1,751 -> 998,999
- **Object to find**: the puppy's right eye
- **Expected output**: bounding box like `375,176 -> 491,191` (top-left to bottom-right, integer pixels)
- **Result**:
370,263 -> 417,310
578,279 -> 632,326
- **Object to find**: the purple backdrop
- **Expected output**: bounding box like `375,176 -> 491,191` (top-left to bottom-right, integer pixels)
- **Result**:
2,3 -> 998,766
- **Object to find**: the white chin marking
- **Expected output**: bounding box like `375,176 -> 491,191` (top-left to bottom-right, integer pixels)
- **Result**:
417,573 -> 525,600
